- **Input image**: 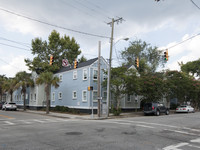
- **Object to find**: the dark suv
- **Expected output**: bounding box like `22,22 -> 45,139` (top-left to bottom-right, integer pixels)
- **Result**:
143,102 -> 169,116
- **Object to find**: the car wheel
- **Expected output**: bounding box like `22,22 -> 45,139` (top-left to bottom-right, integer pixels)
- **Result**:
156,110 -> 160,116
165,110 -> 169,115
5,108 -> 7,111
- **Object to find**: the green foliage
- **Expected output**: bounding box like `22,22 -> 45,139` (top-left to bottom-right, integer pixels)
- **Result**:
111,105 -> 121,116
51,106 -> 80,114
25,30 -> 81,74
78,55 -> 87,63
181,59 -> 200,78
120,39 -> 165,74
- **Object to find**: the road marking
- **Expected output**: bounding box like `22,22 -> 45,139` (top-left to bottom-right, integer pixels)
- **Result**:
163,142 -> 188,150
191,138 -> 200,143
188,144 -> 200,149
4,121 -> 14,125
18,120 -> 32,124
163,129 -> 197,136
32,119 -> 45,123
0,114 -> 14,119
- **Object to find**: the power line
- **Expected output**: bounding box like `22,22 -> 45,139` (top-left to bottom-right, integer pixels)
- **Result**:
0,58 -> 19,70
0,42 -> 31,51
0,7 -> 110,39
0,37 -> 31,48
167,33 -> 200,50
190,0 -> 200,10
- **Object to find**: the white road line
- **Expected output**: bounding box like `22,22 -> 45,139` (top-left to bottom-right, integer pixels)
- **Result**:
188,144 -> 200,149
118,120 -> 200,132
32,119 -> 45,123
163,142 -> 188,150
18,120 -> 32,124
190,138 -> 200,143
43,119 -> 58,122
4,121 -> 14,125
55,118 -> 70,122
163,129 -> 197,136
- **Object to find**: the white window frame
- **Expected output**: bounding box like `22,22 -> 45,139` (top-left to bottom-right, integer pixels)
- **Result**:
59,74 -> 63,82
82,90 -> 87,102
58,92 -> 62,100
72,91 -> 77,99
30,94 -> 33,102
83,69 -> 88,80
92,90 -> 98,102
52,92 -> 55,101
93,69 -> 98,80
73,71 -> 77,80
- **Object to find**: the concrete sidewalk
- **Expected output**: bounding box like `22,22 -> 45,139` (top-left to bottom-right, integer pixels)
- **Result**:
19,109 -> 144,120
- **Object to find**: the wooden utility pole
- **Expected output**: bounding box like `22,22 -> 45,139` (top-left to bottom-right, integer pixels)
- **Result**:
106,17 -> 124,118
97,41 -> 101,117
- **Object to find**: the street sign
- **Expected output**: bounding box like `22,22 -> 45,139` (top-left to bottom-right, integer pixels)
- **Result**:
62,59 -> 69,67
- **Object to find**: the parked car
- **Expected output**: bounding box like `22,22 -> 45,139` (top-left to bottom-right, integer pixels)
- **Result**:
176,105 -> 195,113
2,102 -> 17,111
144,102 -> 169,116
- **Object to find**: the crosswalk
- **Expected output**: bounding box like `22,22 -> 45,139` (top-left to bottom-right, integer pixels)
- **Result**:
0,118 -> 71,126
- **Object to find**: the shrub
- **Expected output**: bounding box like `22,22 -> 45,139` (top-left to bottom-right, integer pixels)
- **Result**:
111,105 -> 121,116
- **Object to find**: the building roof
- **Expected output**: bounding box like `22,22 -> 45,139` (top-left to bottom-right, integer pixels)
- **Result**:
56,57 -> 98,74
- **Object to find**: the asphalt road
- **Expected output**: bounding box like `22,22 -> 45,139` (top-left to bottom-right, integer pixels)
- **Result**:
0,110 -> 200,150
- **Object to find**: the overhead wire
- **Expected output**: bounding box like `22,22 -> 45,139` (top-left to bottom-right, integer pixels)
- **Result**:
0,42 -> 31,51
190,0 -> 200,10
0,37 -> 31,48
0,7 -> 110,39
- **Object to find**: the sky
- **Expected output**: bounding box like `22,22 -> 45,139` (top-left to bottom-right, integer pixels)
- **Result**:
0,0 -> 200,77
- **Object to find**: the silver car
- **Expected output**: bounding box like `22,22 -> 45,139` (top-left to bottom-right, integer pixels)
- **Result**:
2,102 -> 17,111
176,105 -> 194,113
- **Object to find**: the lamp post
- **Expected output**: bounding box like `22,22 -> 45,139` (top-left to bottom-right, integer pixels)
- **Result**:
106,37 -> 129,118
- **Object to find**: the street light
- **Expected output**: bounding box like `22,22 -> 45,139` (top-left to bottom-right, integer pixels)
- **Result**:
106,37 -> 129,117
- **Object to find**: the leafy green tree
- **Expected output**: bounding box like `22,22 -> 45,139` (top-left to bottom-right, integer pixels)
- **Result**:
36,72 -> 59,114
78,55 -> 87,63
25,30 -> 81,74
181,59 -> 200,78
120,39 -> 165,73
164,70 -> 194,104
139,73 -> 165,103
3,78 -> 17,102
15,71 -> 34,111
0,75 -> 7,101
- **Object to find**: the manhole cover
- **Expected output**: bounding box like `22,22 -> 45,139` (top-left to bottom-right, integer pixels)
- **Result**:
65,132 -> 83,135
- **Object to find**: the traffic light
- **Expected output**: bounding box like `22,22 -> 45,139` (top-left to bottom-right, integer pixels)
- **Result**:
164,49 -> 169,61
49,55 -> 54,65
74,59 -> 78,69
87,86 -> 93,91
135,57 -> 139,68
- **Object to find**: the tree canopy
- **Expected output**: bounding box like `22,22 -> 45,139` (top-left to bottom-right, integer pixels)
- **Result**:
181,59 -> 200,78
25,30 -> 81,74
120,39 -> 165,74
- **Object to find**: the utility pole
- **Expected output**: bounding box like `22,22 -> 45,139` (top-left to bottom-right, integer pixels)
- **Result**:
106,17 -> 124,118
97,41 -> 101,117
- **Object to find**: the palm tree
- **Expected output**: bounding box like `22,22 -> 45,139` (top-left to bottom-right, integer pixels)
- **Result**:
3,78 -> 17,102
0,75 -> 7,101
36,72 -> 59,114
15,71 -> 34,111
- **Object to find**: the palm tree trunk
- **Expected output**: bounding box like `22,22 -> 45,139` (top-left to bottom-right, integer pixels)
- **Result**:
45,84 -> 50,114
23,91 -> 26,111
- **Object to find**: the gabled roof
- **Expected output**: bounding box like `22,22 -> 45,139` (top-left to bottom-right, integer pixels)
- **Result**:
56,57 -> 98,74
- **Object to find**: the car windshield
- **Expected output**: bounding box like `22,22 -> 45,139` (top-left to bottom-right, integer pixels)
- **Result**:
180,105 -> 187,108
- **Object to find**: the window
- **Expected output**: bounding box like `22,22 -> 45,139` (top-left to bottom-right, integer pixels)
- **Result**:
93,69 -> 98,80
127,94 -> 131,102
93,90 -> 98,101
59,74 -> 63,82
34,93 -> 36,101
26,94 -> 28,99
103,73 -> 107,81
73,91 -> 77,99
103,91 -> 107,101
31,94 -> 33,101
52,92 -> 55,101
73,71 -> 77,79
83,69 -> 88,80
58,92 -> 62,100
82,91 -> 87,102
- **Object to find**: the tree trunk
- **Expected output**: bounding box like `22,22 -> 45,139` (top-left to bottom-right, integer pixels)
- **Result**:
45,84 -> 50,114
23,91 -> 26,111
